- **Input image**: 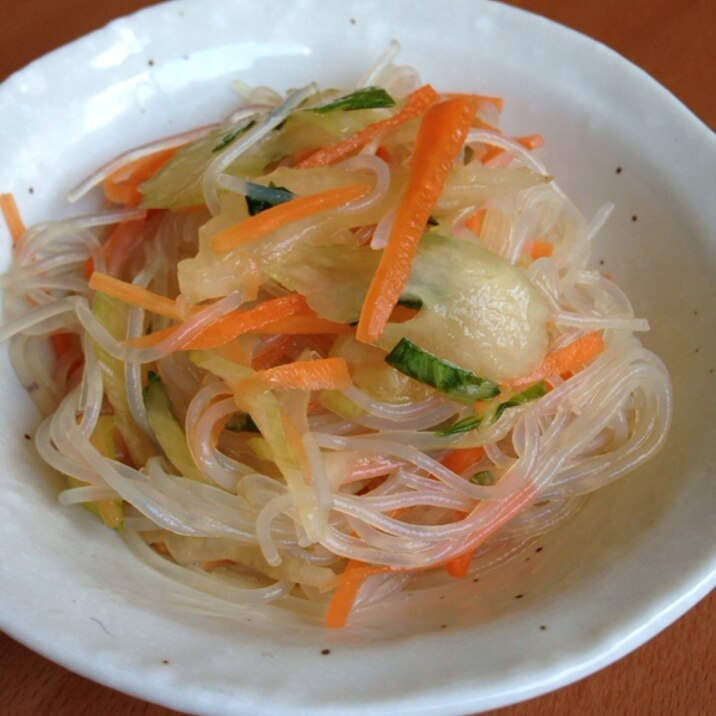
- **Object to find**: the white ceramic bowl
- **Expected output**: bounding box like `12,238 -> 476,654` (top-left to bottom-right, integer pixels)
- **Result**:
1,1 -> 715,714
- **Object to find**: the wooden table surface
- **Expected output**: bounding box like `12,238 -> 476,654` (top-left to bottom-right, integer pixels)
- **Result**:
1,1 -> 714,715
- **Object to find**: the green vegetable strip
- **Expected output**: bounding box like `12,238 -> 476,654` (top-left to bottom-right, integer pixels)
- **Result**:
493,380 -> 548,420
312,86 -> 395,113
245,182 -> 294,216
384,337 -> 500,405
437,380 -> 548,436
212,119 -> 257,152
470,470 -> 495,486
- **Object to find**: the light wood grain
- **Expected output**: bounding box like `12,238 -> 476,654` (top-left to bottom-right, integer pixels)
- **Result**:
1,2 -> 714,715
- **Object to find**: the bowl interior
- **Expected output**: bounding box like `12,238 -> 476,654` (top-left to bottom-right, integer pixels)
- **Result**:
1,1 -> 715,714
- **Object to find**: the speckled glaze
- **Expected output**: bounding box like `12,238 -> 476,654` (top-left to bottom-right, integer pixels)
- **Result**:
0,1 -> 715,714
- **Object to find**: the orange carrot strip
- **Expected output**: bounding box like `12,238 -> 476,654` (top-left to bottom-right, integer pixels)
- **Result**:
446,483 -> 540,579
375,145 -> 392,163
464,208 -> 486,235
89,271 -> 184,321
0,193 -> 25,244
527,239 -> 553,259
356,95 -> 479,343
258,356 -> 351,391
481,134 -> 545,165
511,331 -> 606,388
516,134 -> 545,150
471,116 -> 500,132
126,294 -> 312,351
441,446 -> 486,475
251,335 -> 295,370
102,147 -> 180,206
326,561 -> 392,629
297,84 -> 441,168
440,448 -> 486,578
468,483 -> 539,553
211,183 -> 371,254
445,92 -> 504,113
445,549 -> 473,578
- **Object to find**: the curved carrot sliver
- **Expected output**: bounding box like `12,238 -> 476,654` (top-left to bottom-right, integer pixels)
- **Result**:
297,84 -> 440,169
516,134 -> 545,151
444,549 -> 473,578
326,561 -> 392,629
259,356 -> 351,391
444,92 -> 505,113
527,239 -> 553,259
89,271 -> 184,321
356,95 -> 479,343
440,448 -> 486,579
464,208 -> 486,236
510,331 -> 605,389
0,193 -> 25,244
440,447 -> 486,475
211,183 -> 371,254
126,294 -> 312,351
102,146 -> 180,206
481,133 -> 545,165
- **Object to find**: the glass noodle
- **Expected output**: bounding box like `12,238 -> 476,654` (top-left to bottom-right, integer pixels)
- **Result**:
0,46 -> 671,628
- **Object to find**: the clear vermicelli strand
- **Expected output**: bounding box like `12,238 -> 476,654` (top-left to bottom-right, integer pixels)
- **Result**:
0,50 -> 671,629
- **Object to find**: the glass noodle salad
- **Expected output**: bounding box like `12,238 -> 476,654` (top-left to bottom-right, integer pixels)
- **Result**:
0,45 -> 671,628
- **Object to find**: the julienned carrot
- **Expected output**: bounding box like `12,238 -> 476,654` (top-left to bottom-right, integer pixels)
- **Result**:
356,95 -> 479,343
0,193 -> 25,244
440,448 -> 486,578
375,145 -> 392,163
445,92 -> 504,113
481,133 -> 545,164
327,477 -> 538,626
102,146 -> 180,206
445,482 -> 541,580
441,446 -> 486,475
444,508 -> 473,578
251,334 -> 295,370
89,271 -> 185,321
511,331 -> 606,388
126,294 -> 313,351
444,547 -> 473,578
464,208 -> 486,235
297,84 -> 441,169
326,560 -> 393,629
211,183 -> 371,254
527,239 -> 553,259
258,356 -> 351,391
